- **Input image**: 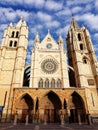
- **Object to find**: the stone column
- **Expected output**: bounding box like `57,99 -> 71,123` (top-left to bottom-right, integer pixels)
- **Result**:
25,114 -> 29,125
33,99 -> 36,123
66,108 -> 70,123
38,109 -> 40,123
87,114 -> 92,125
78,112 -> 81,125
13,111 -> 18,125
60,111 -> 64,125
44,113 -> 47,125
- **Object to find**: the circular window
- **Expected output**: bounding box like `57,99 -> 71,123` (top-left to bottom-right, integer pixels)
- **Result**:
41,59 -> 58,74
46,43 -> 52,49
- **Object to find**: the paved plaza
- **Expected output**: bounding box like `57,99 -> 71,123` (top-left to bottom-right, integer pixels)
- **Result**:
0,123 -> 98,130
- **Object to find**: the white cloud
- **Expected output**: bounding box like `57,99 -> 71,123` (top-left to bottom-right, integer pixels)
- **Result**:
0,24 -> 7,44
72,6 -> 82,14
28,39 -> 34,47
0,24 -> 8,31
37,12 -> 52,22
45,21 -> 60,28
95,0 -> 98,9
66,0 -> 94,6
0,7 -> 13,22
76,13 -> 98,30
0,0 -> 22,5
0,0 -> 63,10
30,24 -> 43,35
0,7 -> 31,23
56,8 -> 71,16
84,4 -> 92,12
94,44 -> 98,52
94,33 -> 98,39
24,0 -> 45,8
0,0 -> 45,8
56,25 -> 70,36
15,10 -> 30,21
34,11 -> 60,29
45,0 -> 63,11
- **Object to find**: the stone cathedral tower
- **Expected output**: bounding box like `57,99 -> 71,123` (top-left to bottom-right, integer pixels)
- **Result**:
66,18 -> 98,88
0,18 -> 98,124
0,17 -> 28,120
66,18 -> 98,120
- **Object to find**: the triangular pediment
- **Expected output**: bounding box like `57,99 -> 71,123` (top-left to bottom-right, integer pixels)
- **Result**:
39,31 -> 58,50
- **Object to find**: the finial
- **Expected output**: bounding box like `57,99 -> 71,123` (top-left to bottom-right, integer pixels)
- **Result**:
58,35 -> 63,44
20,16 -> 23,22
48,29 -> 50,34
36,32 -> 39,35
71,18 -> 79,29
16,16 -> 23,27
9,22 -> 13,27
34,32 -> 40,43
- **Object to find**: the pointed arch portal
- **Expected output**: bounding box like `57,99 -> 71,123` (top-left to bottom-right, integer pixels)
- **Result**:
40,91 -> 62,123
68,92 -> 86,123
16,93 -> 34,123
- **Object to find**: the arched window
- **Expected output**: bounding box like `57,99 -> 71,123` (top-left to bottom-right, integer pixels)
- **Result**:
38,79 -> 43,88
23,66 -> 31,87
78,33 -> 81,41
57,79 -> 62,88
14,41 -> 17,47
9,41 -> 13,47
11,31 -> 15,38
83,57 -> 88,64
45,79 -> 49,88
16,31 -> 19,38
80,44 -> 83,50
51,79 -> 55,88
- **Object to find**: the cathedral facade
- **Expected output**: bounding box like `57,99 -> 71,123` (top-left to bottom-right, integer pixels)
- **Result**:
0,18 -> 98,124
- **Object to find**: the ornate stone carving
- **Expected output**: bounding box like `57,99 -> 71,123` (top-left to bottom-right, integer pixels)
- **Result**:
41,59 -> 58,74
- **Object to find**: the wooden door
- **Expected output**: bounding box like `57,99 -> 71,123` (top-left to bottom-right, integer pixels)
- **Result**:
22,109 -> 28,123
50,109 -> 54,123
70,109 -> 78,123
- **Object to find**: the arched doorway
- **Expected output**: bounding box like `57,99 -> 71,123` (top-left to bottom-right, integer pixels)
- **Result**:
68,92 -> 86,123
39,91 -> 62,123
16,94 -> 34,123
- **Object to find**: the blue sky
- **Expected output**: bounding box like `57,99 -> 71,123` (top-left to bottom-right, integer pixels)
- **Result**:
0,0 -> 98,64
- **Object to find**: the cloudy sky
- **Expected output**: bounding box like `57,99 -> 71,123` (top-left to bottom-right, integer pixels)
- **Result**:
0,0 -> 98,64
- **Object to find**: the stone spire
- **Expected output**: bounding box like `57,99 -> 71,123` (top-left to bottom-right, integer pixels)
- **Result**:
71,18 -> 79,29
58,35 -> 63,44
16,16 -> 23,27
34,32 -> 40,43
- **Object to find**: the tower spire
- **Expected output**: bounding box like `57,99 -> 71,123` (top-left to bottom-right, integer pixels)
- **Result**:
58,35 -> 63,44
71,18 -> 79,29
34,32 -> 40,43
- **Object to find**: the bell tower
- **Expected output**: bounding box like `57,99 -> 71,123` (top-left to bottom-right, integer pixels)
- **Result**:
0,17 -> 28,88
0,17 -> 28,120
66,18 -> 98,88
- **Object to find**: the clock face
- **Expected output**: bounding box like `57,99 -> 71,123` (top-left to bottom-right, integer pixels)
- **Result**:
46,43 -> 52,49
41,59 -> 58,74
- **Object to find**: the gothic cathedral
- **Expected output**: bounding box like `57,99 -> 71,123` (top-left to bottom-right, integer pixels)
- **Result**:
0,17 -> 98,124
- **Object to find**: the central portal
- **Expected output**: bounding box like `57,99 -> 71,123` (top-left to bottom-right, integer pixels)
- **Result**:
39,91 -> 62,123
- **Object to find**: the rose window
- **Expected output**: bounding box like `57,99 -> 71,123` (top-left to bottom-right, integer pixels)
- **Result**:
41,59 -> 58,74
